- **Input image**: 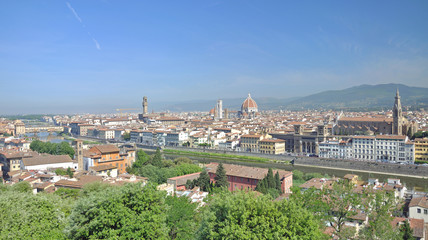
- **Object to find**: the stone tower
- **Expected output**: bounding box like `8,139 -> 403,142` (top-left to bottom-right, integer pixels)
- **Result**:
217,99 -> 223,119
75,140 -> 84,171
142,96 -> 148,115
393,89 -> 403,135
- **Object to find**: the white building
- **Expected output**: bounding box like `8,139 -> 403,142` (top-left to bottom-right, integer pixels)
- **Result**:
319,139 -> 353,159
98,129 -> 115,139
130,130 -> 143,143
320,135 -> 414,163
21,155 -> 76,171
166,132 -> 189,146
142,131 -> 154,145
409,196 -> 428,223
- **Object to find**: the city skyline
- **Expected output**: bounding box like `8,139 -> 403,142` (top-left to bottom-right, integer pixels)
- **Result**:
1,1 -> 428,114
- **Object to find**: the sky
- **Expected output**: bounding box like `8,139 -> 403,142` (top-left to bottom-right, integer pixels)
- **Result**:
1,1 -> 428,114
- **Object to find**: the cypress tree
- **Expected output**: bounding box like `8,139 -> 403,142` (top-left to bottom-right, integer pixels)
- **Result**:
400,220 -> 415,240
197,169 -> 211,191
214,163 -> 228,189
267,168 -> 275,189
275,171 -> 282,192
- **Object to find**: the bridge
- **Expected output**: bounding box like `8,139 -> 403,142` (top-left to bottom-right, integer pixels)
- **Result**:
25,126 -> 64,133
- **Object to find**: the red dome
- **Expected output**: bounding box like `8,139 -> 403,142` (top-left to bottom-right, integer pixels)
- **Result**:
241,93 -> 258,111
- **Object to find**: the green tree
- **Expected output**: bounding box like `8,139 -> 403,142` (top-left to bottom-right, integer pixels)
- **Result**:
214,162 -> 228,189
66,167 -> 74,178
150,148 -> 164,168
197,191 -> 327,240
166,196 -> 199,239
196,169 -> 211,191
0,190 -> 69,239
122,132 -> 131,141
275,171 -> 282,192
400,220 -> 415,240
11,181 -> 32,193
30,140 -> 75,158
359,191 -> 402,240
66,183 -> 169,239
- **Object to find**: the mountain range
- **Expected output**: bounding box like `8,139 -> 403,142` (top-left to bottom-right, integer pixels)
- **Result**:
150,83 -> 428,112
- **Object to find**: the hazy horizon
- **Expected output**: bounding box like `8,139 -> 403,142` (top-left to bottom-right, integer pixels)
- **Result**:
2,1 -> 428,114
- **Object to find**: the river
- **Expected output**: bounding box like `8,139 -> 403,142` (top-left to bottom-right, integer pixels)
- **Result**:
161,152 -> 428,192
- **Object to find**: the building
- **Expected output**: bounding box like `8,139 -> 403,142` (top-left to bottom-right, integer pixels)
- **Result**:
14,120 -> 25,136
206,163 -> 293,193
165,132 -> 189,146
259,139 -> 286,154
409,196 -> 428,223
414,138 -> 428,162
319,139 -> 353,159
334,89 -> 418,136
216,99 -> 223,119
271,125 -> 331,155
0,150 -> 37,178
85,145 -> 129,174
240,134 -> 265,152
130,129 -> 144,143
21,155 -> 76,171
239,93 -> 258,119
167,172 -> 201,190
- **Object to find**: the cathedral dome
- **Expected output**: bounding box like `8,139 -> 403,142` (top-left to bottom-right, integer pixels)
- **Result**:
241,93 -> 258,112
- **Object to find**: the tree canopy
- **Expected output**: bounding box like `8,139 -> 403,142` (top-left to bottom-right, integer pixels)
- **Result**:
197,191 -> 327,240
30,140 -> 75,158
214,162 -> 228,189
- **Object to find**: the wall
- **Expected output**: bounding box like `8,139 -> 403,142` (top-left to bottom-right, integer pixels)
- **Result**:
164,146 -> 428,177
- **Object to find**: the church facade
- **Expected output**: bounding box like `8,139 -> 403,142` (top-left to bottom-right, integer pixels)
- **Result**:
334,89 -> 418,136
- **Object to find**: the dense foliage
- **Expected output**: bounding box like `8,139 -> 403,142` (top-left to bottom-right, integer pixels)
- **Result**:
213,162 -> 228,189
0,183 -> 71,239
255,168 -> 282,198
411,131 -> 428,140
30,140 -> 75,158
198,190 -> 327,240
127,149 -> 202,184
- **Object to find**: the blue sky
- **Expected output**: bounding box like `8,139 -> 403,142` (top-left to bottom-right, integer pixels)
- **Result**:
1,1 -> 428,114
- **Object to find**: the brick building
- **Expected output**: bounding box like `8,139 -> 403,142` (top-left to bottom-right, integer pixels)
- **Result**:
206,163 -> 293,193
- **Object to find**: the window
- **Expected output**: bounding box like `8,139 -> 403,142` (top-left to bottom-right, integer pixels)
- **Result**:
417,208 -> 421,214
424,209 -> 428,215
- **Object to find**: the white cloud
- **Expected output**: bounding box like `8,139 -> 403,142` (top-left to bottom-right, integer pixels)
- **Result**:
66,2 -> 82,23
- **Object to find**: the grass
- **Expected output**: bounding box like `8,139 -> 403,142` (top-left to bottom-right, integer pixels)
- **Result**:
163,149 -> 273,163
415,160 -> 428,164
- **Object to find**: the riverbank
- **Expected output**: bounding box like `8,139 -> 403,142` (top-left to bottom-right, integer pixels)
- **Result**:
163,149 -> 276,164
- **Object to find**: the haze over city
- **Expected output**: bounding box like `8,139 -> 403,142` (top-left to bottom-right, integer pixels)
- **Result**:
2,1 -> 428,114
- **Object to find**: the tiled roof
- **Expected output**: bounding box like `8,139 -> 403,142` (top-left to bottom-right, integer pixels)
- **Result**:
206,163 -> 292,180
22,155 -> 72,166
409,196 -> 428,209
91,145 -> 120,154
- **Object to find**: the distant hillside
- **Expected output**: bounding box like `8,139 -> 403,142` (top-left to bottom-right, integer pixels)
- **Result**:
285,83 -> 428,110
149,83 -> 428,112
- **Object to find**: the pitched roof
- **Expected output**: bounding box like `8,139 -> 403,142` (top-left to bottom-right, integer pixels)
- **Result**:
409,196 -> 428,209
91,145 -> 120,154
22,155 -> 72,166
206,163 -> 292,180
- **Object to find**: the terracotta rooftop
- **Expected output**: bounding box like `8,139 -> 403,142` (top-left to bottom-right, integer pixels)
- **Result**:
206,163 -> 292,180
391,218 -> 424,238
339,117 -> 393,123
22,155 -> 72,167
409,196 -> 428,209
91,145 -> 120,154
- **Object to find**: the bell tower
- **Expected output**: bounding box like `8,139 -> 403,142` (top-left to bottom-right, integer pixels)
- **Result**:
393,89 -> 402,135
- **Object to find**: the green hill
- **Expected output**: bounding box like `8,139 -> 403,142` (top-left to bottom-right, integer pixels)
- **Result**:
285,83 -> 428,111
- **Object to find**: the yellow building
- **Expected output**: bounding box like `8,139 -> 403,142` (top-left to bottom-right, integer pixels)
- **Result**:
240,134 -> 264,152
414,138 -> 428,162
259,139 -> 286,155
14,120 -> 25,136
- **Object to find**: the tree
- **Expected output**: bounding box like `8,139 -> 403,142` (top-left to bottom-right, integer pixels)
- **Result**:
66,183 -> 169,239
66,167 -> 74,178
196,169 -> 211,191
0,190 -> 69,239
400,220 -> 415,240
359,190 -> 402,240
11,181 -> 32,193
122,132 -> 131,141
275,171 -> 282,192
30,140 -> 75,158
214,162 -> 228,189
166,196 -> 199,239
197,191 -> 327,240
149,148 -> 164,168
